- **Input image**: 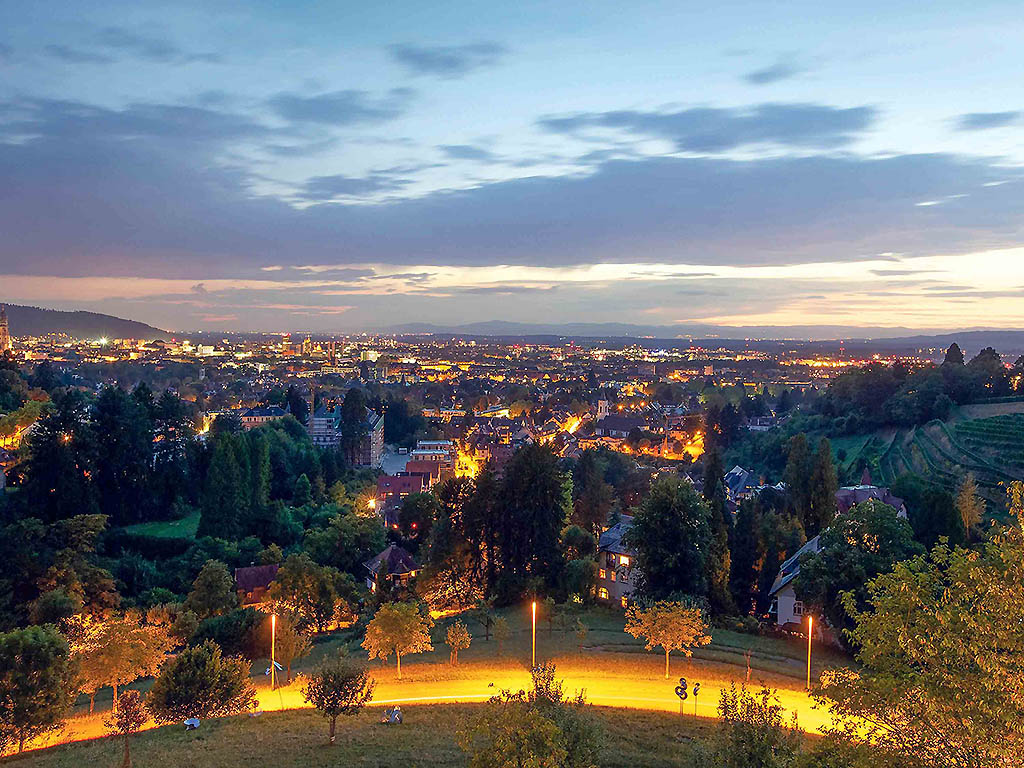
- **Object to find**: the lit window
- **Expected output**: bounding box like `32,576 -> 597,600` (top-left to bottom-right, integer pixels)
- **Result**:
599,568 -> 607,579
609,571 -> 617,582
620,596 -> 628,608
619,555 -> 630,568
598,587 -> 609,600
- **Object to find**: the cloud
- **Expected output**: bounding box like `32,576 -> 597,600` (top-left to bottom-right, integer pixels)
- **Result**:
44,45 -> 114,64
439,144 -> 500,162
539,103 -> 875,152
389,42 -> 506,78
2,96 -> 1024,283
297,172 -> 412,200
0,43 -> 12,63
743,57 -> 803,85
268,88 -> 414,125
94,26 -> 220,64
955,111 -> 1021,130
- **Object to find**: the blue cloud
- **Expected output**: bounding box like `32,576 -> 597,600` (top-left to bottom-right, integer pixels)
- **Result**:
539,103 -> 875,152
44,45 -> 114,64
955,111 -> 1021,130
439,144 -> 500,162
744,57 -> 803,85
389,42 -> 506,78
268,88 -> 414,125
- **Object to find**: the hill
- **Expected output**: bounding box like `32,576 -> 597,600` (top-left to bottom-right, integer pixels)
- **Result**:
835,400 -> 1024,504
0,303 -> 166,341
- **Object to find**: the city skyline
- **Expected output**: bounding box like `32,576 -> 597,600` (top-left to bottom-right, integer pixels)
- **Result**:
3,1 -> 1024,332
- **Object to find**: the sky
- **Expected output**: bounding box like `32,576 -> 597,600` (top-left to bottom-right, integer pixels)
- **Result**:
2,0 -> 1024,333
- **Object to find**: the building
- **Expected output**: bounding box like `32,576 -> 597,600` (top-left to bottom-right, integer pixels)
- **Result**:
769,486 -> 908,633
596,515 -> 637,608
234,563 -> 279,606
363,544 -> 419,593
768,536 -> 821,630
593,413 -> 646,438
307,404 -> 384,468
0,305 -> 10,353
239,405 -> 288,430
376,473 -> 428,525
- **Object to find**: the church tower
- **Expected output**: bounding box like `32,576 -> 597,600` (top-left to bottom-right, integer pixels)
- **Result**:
0,306 -> 11,353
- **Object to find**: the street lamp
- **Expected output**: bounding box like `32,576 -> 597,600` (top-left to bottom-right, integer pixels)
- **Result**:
806,615 -> 813,691
271,613 -> 277,691
531,601 -> 537,668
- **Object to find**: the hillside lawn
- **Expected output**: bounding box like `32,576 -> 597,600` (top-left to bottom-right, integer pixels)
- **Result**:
6,704 -> 719,768
118,510 -> 201,538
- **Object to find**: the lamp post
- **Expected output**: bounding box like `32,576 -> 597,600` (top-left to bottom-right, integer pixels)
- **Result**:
531,601 -> 537,668
806,615 -> 813,691
271,613 -> 277,691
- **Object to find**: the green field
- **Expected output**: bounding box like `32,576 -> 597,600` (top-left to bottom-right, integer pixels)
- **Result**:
9,704 -> 718,768
118,510 -> 201,539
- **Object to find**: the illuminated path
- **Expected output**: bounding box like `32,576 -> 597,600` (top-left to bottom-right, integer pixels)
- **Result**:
26,655 -> 830,754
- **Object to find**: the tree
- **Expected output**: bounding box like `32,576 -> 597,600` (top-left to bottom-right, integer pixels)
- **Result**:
92,386 -> 154,526
783,434 -> 812,525
362,602 -> 434,678
955,472 -> 985,540
198,434 -> 244,539
268,553 -> 353,633
398,492 -> 441,545
493,616 -> 511,656
77,616 -> 172,713
446,619 -> 471,665
147,640 -> 256,723
943,342 -> 965,367
273,613 -> 312,683
806,438 -> 838,535
185,560 -> 238,619
817,511 -> 1024,768
106,690 -> 148,768
796,500 -> 923,645
572,450 -> 614,536
293,473 -> 312,507
624,600 -> 711,678
302,654 -> 375,745
0,625 -> 76,753
729,498 -> 763,615
625,477 -> 712,600
497,443 -> 572,599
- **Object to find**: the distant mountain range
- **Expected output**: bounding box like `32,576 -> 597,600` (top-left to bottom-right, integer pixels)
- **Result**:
1,303 -> 167,341
385,321 -> 1024,354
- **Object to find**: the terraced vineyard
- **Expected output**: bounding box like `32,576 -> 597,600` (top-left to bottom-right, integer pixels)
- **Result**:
838,405 -> 1024,505
954,414 -> 1024,469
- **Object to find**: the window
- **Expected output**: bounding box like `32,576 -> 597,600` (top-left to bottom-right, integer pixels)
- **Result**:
598,587 -> 609,600
598,568 -> 607,580
619,555 -> 631,568
620,596 -> 628,608
609,571 -> 617,582
793,601 -> 804,616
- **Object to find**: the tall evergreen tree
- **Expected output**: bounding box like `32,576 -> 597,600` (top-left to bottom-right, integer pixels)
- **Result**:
729,497 -> 763,615
199,435 -> 244,539
806,438 -> 838,535
92,386 -> 154,525
783,433 -> 813,524
496,443 -> 571,599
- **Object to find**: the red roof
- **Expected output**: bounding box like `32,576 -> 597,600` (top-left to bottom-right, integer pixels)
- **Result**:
376,474 -> 427,496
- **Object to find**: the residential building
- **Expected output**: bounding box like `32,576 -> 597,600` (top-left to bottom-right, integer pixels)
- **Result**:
363,544 -> 419,593
239,405 -> 287,430
596,515 -> 637,608
0,305 -> 10,353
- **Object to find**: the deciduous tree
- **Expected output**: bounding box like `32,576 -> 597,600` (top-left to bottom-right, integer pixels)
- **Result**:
361,602 -> 434,678
147,640 -> 256,723
446,620 -> 471,665
302,654 -> 375,745
624,600 -> 711,678
106,690 -> 148,768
